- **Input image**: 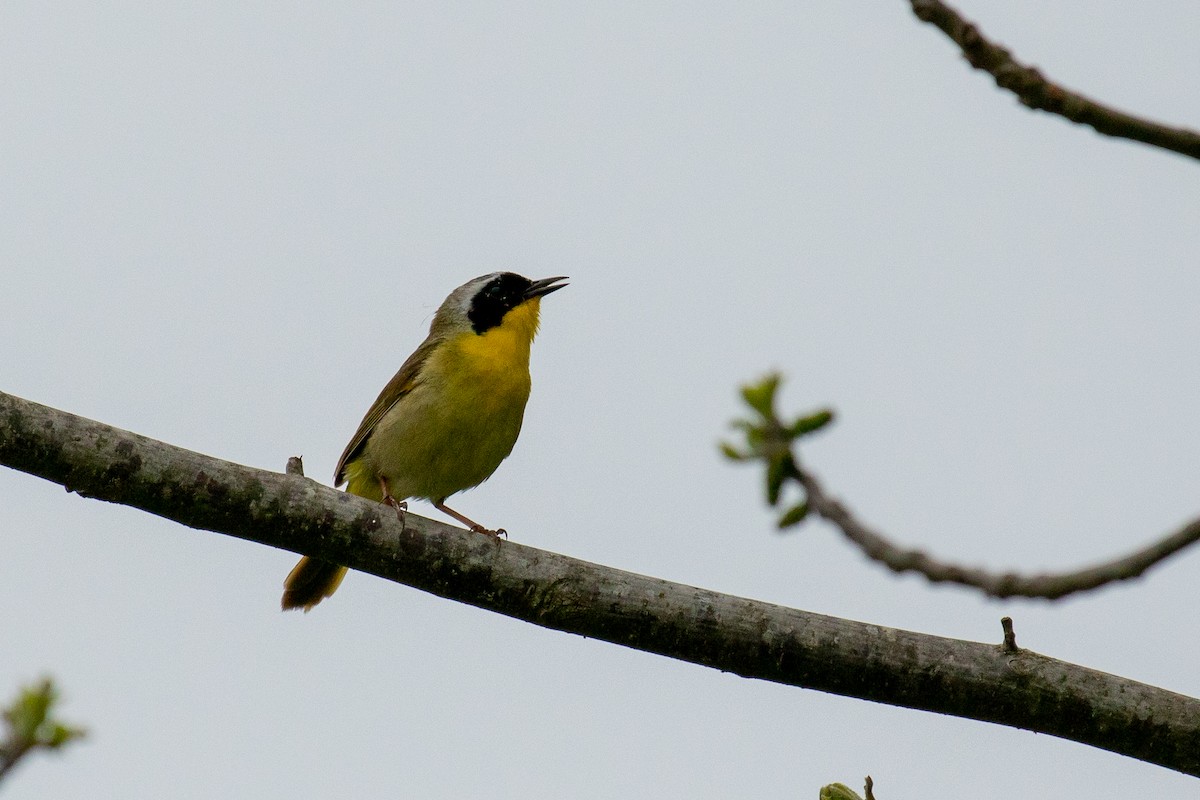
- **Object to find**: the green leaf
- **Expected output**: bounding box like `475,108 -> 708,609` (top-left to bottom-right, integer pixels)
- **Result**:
5,681 -> 54,739
740,373 -> 781,418
45,722 -> 86,748
719,442 -> 748,461
820,784 -> 864,800
790,408 -> 835,438
777,502 -> 809,529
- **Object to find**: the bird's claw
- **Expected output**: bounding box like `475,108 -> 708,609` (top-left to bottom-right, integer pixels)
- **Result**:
382,495 -> 408,533
471,525 -> 507,540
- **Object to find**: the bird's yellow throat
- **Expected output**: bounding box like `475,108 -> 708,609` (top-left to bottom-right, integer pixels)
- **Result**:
451,296 -> 541,375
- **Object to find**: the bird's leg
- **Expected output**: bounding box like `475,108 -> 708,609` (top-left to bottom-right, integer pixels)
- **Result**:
379,476 -> 407,532
433,499 -> 507,539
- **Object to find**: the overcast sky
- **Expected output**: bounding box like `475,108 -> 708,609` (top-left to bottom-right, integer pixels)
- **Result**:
4,2 -> 1200,797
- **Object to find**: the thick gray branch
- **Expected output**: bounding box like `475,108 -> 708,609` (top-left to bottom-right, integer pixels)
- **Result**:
3,390 -> 1200,776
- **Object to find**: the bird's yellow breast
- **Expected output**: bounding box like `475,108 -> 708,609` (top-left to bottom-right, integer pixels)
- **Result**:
437,296 -> 538,417
351,298 -> 542,501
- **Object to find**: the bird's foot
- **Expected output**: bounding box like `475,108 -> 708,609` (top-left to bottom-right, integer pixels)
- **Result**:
377,477 -> 408,529
434,499 -> 504,539
382,495 -> 408,533
470,525 -> 507,540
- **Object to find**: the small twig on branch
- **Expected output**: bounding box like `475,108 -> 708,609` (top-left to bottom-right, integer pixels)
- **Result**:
1000,617 -> 1018,654
724,374 -> 1200,600
907,0 -> 1200,162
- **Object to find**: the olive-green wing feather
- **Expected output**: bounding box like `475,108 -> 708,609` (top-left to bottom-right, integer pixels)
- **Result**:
333,335 -> 443,486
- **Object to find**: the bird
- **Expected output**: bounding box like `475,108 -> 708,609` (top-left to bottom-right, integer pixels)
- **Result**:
281,272 -> 567,612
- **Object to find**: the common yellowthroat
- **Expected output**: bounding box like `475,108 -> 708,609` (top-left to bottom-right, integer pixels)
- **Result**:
281,272 -> 567,611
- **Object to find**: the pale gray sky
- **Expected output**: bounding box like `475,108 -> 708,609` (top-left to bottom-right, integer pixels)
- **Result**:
4,2 -> 1200,797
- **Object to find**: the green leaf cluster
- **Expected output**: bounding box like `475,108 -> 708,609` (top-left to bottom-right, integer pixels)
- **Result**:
1,678 -> 85,778
720,373 -> 833,530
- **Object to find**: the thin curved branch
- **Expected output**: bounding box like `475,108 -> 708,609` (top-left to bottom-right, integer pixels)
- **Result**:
3,389 -> 1200,775
795,464 -> 1200,599
725,374 -> 1200,601
909,0 -> 1200,162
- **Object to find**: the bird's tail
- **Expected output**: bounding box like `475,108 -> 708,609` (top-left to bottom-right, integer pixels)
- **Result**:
281,557 -> 348,612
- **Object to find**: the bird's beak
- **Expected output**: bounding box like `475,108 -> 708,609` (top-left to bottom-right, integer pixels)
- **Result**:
525,276 -> 569,300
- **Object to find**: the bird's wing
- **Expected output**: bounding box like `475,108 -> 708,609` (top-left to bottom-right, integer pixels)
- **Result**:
333,334 -> 443,486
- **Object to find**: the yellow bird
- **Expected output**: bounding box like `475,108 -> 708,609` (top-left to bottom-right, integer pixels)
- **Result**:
282,272 -> 567,611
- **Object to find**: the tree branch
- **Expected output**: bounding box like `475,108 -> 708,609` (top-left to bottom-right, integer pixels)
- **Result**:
4,389 -> 1200,775
796,464 -> 1200,599
725,374 -> 1200,600
908,0 -> 1200,162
